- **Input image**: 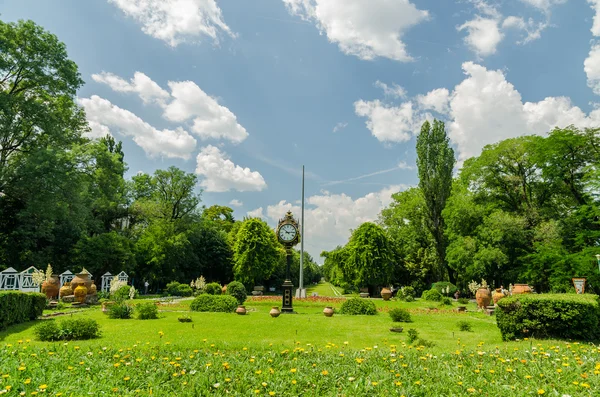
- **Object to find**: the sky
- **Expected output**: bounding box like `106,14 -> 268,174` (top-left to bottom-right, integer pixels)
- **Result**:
2,0 -> 600,262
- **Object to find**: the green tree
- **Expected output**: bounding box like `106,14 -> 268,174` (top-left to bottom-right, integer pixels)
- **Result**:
232,218 -> 283,288
416,119 -> 456,282
201,205 -> 235,233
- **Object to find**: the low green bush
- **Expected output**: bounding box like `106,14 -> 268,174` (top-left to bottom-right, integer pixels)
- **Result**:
34,318 -> 101,341
457,298 -> 470,305
406,328 -> 419,344
190,294 -> 237,313
136,302 -> 159,320
389,308 -> 412,322
439,297 -> 453,306
165,281 -> 193,297
108,303 -> 134,319
457,320 -> 473,332
112,285 -> 137,302
496,294 -> 600,341
421,288 -> 442,302
432,281 -> 457,297
339,298 -> 377,315
0,291 -> 46,331
204,282 -> 222,295
226,281 -> 247,305
398,286 -> 416,301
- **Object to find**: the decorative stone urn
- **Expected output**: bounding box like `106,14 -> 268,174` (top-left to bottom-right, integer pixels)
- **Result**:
236,305 -> 247,315
41,275 -> 60,299
269,306 -> 281,318
475,287 -> 491,309
71,271 -> 92,290
59,282 -> 73,298
323,307 -> 334,317
492,288 -> 505,305
512,284 -> 532,295
74,285 -> 88,304
381,288 -> 392,301
89,283 -> 97,295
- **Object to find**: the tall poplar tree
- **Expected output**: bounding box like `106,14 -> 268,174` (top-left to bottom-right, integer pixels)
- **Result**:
416,119 -> 456,282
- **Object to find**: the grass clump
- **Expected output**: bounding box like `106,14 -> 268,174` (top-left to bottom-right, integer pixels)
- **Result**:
389,307 -> 412,322
457,320 -> 473,332
108,303 -> 134,319
339,297 -> 377,315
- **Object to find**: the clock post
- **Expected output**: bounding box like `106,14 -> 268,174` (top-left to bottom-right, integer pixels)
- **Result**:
276,211 -> 300,314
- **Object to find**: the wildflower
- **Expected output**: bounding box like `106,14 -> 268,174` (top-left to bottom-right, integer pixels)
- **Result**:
213,383 -> 220,388
123,377 -> 130,381
321,370 -> 328,376
38,385 -> 47,390
262,382 -> 267,387
18,367 -> 25,371
537,390 -> 545,395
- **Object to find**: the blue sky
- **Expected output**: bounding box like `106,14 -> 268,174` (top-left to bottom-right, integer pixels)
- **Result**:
2,0 -> 600,261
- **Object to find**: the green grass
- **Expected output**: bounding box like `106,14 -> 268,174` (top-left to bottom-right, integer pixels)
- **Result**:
305,281 -> 343,297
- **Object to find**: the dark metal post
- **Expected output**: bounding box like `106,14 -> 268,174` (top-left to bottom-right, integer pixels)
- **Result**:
281,249 -> 294,313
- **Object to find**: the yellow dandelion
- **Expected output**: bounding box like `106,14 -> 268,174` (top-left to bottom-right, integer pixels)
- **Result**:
537,390 -> 545,395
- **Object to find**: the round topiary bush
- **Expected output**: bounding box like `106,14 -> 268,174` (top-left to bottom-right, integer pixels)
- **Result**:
190,294 -> 238,313
136,302 -> 159,319
421,288 -> 442,302
226,281 -> 247,305
204,282 -> 222,295
339,297 -> 377,315
431,281 -> 457,297
389,308 -> 412,322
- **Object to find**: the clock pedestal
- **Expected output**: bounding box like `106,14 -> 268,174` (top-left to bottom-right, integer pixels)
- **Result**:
281,248 -> 295,313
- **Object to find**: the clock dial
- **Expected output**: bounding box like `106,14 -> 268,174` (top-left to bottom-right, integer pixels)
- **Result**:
278,224 -> 297,242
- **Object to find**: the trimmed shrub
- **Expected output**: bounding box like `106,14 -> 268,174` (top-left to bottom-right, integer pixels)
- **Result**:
204,282 -> 222,295
339,298 -> 377,315
398,286 -> 416,301
496,294 -> 600,341
457,320 -> 473,332
34,318 -> 100,341
389,308 -> 412,322
0,291 -> 46,331
136,302 -> 159,320
432,281 -> 457,297
190,294 -> 238,313
165,282 -> 193,297
108,303 -> 134,319
439,297 -> 453,306
421,288 -> 442,302
226,281 -> 247,305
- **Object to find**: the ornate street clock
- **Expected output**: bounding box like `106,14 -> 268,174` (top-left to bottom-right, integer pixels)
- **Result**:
276,211 -> 301,313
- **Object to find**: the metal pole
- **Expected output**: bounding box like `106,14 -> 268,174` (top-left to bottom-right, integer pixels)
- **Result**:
299,165 -> 305,293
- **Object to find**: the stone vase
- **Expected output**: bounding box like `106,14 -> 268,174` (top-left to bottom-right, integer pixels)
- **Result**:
492,288 -> 505,305
71,272 -> 92,290
74,285 -> 88,304
381,288 -> 392,301
41,275 -> 60,299
236,305 -> 247,315
512,284 -> 532,295
475,287 -> 491,309
269,306 -> 281,318
323,306 -> 334,317
59,283 -> 73,298
89,283 -> 97,295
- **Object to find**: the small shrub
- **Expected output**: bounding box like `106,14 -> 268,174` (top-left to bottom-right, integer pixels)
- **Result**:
112,285 -> 137,302
165,281 -> 193,297
389,308 -> 412,322
403,295 -> 415,302
421,288 -> 442,302
339,297 -> 377,315
34,318 -> 100,341
457,298 -> 470,305
226,281 -> 247,305
136,302 -> 159,320
178,315 -> 193,323
398,286 -> 416,301
416,338 -> 435,348
204,282 -> 222,295
406,328 -> 419,344
439,297 -> 453,306
190,294 -> 238,313
108,303 -> 134,319
432,281 -> 457,297
457,320 -> 473,332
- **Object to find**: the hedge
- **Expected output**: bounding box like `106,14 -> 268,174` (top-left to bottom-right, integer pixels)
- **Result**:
339,297 -> 377,315
496,293 -> 600,341
190,294 -> 238,313
0,291 -> 46,331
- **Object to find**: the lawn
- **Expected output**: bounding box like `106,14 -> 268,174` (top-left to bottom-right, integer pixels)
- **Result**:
1,295 -> 599,396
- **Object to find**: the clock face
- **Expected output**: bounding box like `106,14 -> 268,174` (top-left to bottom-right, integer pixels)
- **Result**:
278,224 -> 297,242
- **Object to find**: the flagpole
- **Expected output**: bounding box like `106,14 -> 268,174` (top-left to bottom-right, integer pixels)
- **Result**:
299,165 -> 305,296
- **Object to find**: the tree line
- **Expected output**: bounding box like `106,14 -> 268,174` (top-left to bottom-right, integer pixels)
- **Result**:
0,20 -> 322,291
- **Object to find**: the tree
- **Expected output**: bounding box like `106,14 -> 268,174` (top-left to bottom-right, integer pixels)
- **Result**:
232,218 -> 283,288
187,221 -> 233,283
201,205 -> 235,233
416,119 -> 456,282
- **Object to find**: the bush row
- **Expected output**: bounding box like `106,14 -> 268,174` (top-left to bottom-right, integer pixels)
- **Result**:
190,294 -> 238,313
35,318 -> 101,341
0,291 -> 46,331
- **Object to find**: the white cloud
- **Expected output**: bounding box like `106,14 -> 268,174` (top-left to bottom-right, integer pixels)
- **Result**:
78,95 -> 196,159
398,161 -> 416,170
283,0 -> 429,62
354,100 -> 428,143
195,145 -> 267,192
589,0 -> 600,36
502,16 -> 548,44
92,71 -> 170,105
374,81 -> 407,98
458,16 -> 504,57
585,44 -> 600,95
229,199 -> 243,207
520,0 -> 567,12
332,122 -> 348,133
108,0 -> 235,47
85,121 -> 113,140
416,88 -> 450,115
93,72 -> 249,144
246,207 -> 265,219
256,185 -> 405,259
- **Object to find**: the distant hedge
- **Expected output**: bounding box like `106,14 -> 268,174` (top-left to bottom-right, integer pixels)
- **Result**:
496,294 -> 600,341
0,291 -> 46,331
190,294 -> 238,313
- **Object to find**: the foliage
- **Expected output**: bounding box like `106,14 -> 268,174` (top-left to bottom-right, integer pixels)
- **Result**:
339,298 -> 377,315
204,282 -> 222,295
165,281 -> 193,297
416,119 -> 456,282
457,298 -> 470,305
226,281 -> 247,305
136,302 -> 159,320
109,278 -> 128,295
496,294 -> 600,341
398,286 -> 416,301
0,291 -> 46,331
112,285 -> 136,302
191,276 -> 206,292
439,297 -> 453,306
389,308 -> 412,322
107,303 -> 134,319
467,279 -> 488,296
432,281 -> 457,297
233,218 -> 283,288
190,294 -> 238,313
421,289 -> 443,302
178,314 -> 193,322
34,318 -> 100,341
406,328 -> 419,344
457,320 -> 473,332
